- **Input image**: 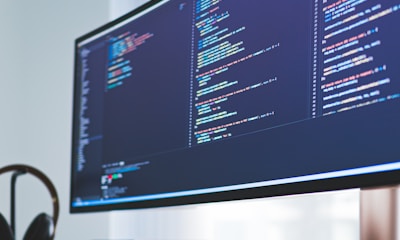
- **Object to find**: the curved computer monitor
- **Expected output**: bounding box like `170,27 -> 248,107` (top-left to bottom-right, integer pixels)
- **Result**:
70,0 -> 400,212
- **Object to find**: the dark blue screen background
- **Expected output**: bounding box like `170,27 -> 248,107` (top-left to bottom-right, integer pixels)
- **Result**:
71,0 -> 400,210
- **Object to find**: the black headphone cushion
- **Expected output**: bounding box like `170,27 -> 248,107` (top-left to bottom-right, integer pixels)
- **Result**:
0,213 -> 14,240
23,213 -> 54,240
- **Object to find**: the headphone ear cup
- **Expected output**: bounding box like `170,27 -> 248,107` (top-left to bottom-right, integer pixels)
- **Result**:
23,213 -> 54,240
0,213 -> 14,240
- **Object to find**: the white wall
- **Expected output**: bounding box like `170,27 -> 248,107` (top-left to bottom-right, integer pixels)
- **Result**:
0,1 -> 111,239
109,0 -> 150,19
109,190 -> 360,240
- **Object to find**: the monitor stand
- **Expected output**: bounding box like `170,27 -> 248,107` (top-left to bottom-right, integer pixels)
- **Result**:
360,185 -> 399,240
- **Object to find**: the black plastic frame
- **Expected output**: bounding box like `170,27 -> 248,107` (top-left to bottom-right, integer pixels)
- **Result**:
70,169 -> 400,213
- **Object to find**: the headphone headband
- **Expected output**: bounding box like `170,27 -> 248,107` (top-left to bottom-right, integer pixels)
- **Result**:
0,164 -> 59,229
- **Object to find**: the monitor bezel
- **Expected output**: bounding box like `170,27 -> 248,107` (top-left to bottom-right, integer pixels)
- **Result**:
70,0 -> 400,213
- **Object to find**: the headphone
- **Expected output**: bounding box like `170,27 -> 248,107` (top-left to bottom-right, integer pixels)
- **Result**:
0,164 -> 59,240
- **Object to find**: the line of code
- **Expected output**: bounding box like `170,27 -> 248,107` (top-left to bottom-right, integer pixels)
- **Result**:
320,0 -> 400,116
190,0 -> 310,146
107,32 -> 154,90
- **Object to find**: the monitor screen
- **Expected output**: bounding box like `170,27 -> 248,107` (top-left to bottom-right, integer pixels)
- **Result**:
70,0 -> 400,212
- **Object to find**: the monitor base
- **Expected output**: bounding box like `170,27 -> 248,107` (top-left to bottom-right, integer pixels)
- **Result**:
360,185 -> 399,240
